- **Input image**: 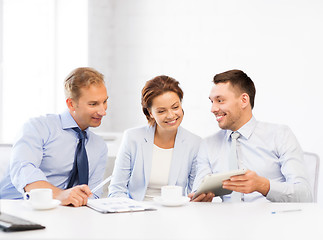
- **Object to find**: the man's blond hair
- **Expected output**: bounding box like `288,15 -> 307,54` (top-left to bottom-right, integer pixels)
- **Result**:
64,67 -> 105,101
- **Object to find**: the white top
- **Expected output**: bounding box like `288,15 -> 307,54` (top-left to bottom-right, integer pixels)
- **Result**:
144,144 -> 173,200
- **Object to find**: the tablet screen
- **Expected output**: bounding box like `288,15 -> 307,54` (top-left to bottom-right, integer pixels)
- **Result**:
192,168 -> 247,200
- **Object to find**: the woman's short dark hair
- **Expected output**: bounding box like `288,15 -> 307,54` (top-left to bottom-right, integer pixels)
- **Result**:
141,75 -> 183,126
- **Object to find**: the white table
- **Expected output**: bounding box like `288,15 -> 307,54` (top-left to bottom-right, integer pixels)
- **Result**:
1,200 -> 323,240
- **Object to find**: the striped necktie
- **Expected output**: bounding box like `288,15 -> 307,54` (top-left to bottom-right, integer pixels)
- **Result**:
229,132 -> 240,170
66,127 -> 89,188
229,131 -> 242,202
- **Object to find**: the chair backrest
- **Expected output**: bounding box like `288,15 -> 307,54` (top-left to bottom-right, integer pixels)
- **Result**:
303,152 -> 320,202
0,144 -> 13,180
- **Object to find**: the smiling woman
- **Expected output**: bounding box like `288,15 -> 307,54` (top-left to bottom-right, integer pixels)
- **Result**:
0,0 -> 88,143
108,75 -> 201,202
149,91 -> 183,137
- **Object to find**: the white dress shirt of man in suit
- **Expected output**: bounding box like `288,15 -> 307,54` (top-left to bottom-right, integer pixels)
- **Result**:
108,75 -> 201,201
189,69 -> 312,202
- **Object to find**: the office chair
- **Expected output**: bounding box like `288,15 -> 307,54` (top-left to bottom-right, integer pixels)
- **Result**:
303,152 -> 320,202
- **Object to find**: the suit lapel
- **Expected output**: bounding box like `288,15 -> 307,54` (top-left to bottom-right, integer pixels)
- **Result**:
142,125 -> 155,186
168,126 -> 185,185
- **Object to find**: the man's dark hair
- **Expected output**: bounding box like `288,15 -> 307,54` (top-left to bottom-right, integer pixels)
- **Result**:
213,69 -> 256,109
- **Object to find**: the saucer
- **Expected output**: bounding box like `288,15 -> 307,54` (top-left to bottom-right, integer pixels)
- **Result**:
154,196 -> 190,207
29,199 -> 61,210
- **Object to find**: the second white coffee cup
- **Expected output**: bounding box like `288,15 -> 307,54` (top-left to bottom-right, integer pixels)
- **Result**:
161,185 -> 183,202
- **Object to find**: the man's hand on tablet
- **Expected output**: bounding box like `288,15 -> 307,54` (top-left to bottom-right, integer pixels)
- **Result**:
222,170 -> 270,196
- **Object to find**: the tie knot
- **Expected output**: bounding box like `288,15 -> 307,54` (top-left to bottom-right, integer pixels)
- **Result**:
72,127 -> 86,140
231,131 -> 240,140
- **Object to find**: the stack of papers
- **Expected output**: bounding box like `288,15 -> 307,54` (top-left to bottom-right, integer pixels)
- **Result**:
87,197 -> 156,214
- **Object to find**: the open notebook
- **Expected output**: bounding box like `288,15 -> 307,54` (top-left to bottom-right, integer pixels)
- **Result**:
87,197 -> 156,214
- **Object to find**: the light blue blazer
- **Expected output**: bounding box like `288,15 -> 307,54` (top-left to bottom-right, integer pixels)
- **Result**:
108,125 -> 201,201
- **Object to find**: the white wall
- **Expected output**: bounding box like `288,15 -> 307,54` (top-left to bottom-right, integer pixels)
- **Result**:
0,0 -> 4,141
0,0 -> 88,143
89,0 -> 323,204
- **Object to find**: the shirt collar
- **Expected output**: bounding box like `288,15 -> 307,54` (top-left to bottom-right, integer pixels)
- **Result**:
225,115 -> 257,141
60,110 -> 89,133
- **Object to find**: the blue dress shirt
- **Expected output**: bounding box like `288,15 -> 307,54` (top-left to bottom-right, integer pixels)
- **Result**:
108,125 -> 201,201
0,110 -> 108,199
192,116 -> 312,202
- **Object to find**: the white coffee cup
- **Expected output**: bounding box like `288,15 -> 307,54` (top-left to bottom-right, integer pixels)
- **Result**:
161,185 -> 183,202
24,188 -> 53,207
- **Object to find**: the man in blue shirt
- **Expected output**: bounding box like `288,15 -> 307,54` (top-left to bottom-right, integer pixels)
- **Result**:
0,67 -> 109,207
190,69 -> 312,202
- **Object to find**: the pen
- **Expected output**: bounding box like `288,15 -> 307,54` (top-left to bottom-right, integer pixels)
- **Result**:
271,209 -> 302,214
91,176 -> 112,194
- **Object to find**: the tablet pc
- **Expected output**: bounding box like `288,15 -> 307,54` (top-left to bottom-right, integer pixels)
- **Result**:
192,168 -> 247,200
